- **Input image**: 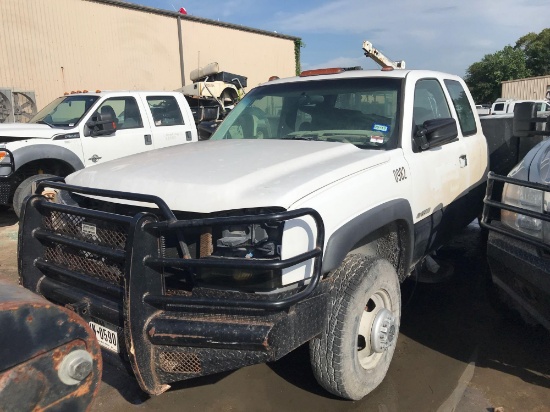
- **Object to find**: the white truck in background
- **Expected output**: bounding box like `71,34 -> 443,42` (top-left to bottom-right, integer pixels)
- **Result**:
490,98 -> 550,115
0,90 -> 198,216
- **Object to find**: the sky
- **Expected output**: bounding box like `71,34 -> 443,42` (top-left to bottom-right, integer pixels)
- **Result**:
127,0 -> 549,77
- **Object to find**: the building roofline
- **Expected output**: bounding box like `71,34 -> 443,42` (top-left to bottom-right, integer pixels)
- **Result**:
502,74 -> 550,84
87,0 -> 301,41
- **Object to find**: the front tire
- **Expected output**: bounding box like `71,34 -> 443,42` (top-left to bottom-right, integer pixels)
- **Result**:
13,174 -> 57,219
310,255 -> 401,400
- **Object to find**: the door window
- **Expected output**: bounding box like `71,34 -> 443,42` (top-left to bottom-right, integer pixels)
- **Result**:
146,96 -> 184,126
412,79 -> 451,131
96,97 -> 143,130
444,80 -> 477,136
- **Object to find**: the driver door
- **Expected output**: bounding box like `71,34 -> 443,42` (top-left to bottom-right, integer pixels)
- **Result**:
81,96 -> 152,167
406,78 -> 469,259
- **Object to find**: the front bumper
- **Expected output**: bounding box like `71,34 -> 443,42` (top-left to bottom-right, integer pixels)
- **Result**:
0,148 -> 15,204
18,180 -> 327,395
487,229 -> 550,330
481,172 -> 550,330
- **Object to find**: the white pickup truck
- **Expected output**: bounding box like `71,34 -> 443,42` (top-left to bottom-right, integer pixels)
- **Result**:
490,99 -> 550,115
19,66 -> 488,400
0,91 -> 198,215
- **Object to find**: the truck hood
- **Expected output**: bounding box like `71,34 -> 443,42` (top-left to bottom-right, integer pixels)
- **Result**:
521,140 -> 550,184
0,123 -> 57,142
66,139 -> 390,213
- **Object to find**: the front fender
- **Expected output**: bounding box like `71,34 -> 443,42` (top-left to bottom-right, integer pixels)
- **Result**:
322,199 -> 414,276
8,144 -> 84,175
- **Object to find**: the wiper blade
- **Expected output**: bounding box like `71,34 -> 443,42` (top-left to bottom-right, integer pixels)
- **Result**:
35,120 -> 54,127
282,134 -> 317,141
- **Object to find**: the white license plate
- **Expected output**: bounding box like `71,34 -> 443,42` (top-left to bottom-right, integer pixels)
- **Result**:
89,320 -> 119,353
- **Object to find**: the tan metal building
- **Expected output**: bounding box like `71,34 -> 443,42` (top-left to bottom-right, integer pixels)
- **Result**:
502,75 -> 550,101
0,0 -> 299,110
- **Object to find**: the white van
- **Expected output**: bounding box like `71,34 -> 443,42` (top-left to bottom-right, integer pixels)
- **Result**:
491,99 -> 550,115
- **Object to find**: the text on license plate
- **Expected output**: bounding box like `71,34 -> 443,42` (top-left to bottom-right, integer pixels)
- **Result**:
89,321 -> 119,353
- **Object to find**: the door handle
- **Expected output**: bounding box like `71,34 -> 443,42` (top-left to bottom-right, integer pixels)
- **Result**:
144,134 -> 152,145
459,154 -> 467,167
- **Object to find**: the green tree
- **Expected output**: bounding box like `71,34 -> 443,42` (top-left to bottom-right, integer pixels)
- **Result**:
464,46 -> 531,103
515,28 -> 550,76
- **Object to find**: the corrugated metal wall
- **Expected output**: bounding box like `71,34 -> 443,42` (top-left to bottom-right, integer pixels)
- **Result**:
0,0 -> 296,109
502,75 -> 550,100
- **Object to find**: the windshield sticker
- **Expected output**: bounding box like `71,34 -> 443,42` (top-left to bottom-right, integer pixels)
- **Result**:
370,136 -> 384,144
372,123 -> 390,133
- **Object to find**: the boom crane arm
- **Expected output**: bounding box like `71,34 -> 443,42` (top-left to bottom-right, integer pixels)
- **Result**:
362,41 -> 405,69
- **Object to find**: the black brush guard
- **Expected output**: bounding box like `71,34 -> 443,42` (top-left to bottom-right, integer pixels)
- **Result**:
18,180 -> 326,395
481,171 -> 550,252
0,149 -> 15,204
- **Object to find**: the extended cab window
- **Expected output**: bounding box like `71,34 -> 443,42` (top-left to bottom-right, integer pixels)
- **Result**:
444,79 -> 477,136
212,77 -> 402,150
97,97 -> 143,130
147,96 -> 184,127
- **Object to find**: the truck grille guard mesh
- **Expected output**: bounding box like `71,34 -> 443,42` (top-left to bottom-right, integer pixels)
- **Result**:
21,179 -> 325,311
481,171 -> 550,252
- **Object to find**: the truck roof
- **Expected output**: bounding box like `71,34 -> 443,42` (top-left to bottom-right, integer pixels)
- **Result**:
262,69 -> 463,86
58,90 -> 182,98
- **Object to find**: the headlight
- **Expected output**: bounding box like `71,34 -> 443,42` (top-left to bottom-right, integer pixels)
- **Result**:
197,223 -> 283,291
501,182 -> 546,239
163,220 -> 285,293
500,146 -> 550,241
214,223 -> 281,258
0,151 -> 11,169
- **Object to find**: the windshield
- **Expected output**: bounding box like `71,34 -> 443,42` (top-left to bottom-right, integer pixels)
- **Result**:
30,95 -> 99,127
211,77 -> 402,150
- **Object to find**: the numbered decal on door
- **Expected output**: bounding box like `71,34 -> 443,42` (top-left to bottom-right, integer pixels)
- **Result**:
393,167 -> 407,182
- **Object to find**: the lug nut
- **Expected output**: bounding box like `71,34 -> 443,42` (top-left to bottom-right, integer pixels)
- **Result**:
58,349 -> 94,385
67,356 -> 93,381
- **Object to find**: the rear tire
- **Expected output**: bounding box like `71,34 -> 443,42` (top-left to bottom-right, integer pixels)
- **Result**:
310,255 -> 401,400
13,174 -> 57,219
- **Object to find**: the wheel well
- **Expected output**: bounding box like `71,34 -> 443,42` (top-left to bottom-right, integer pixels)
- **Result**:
17,159 -> 74,178
347,221 -> 410,282
13,159 -> 75,189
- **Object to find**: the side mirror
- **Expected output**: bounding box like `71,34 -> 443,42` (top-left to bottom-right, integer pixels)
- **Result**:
85,113 -> 117,137
415,118 -> 458,150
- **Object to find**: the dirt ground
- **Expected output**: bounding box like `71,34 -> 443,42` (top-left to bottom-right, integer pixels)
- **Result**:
0,211 -> 19,284
2,212 -> 549,411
